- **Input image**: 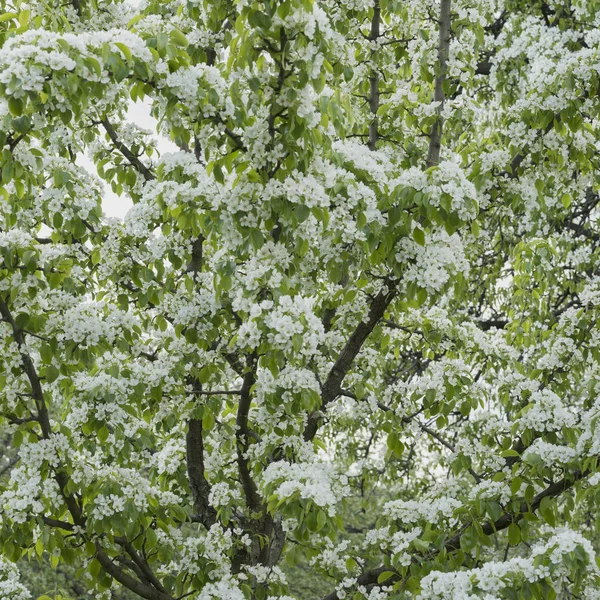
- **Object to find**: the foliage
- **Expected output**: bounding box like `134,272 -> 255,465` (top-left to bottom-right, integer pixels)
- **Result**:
0,0 -> 600,599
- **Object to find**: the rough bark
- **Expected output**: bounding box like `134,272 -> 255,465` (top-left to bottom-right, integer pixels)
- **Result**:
426,0 -> 452,167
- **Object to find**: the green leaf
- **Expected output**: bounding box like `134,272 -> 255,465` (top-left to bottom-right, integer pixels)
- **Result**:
8,96 -> 23,117
85,56 -> 102,78
539,496 -> 556,526
413,227 -> 425,246
127,13 -> 144,29
377,571 -> 396,584
508,522 -> 521,546
387,431 -> 398,450
89,558 -> 101,578
213,164 -> 224,184
13,429 -> 23,447
108,54 -> 129,82
12,115 -> 30,134
202,410 -> 215,431
316,510 -> 327,531
249,229 -> 264,250
114,42 -> 133,64
486,501 -> 502,521
85,541 -> 96,557
412,538 -> 430,553
15,312 -> 29,328
295,204 -> 311,223
170,29 -> 189,47
501,449 -> 520,457
510,477 -> 522,496
18,9 -> 30,27
45,365 -> 59,384
98,425 -> 109,443
524,485 -> 535,504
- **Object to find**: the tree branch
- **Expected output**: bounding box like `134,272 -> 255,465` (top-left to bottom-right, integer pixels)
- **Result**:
115,538 -> 167,594
304,283 -> 396,441
236,365 -> 262,510
182,224 -> 217,530
502,94 -> 588,179
367,0 -> 380,151
0,295 -> 84,524
189,389 -> 243,396
42,516 -> 75,531
426,0 -> 451,167
185,235 -> 204,273
101,119 -> 156,182
320,468 -> 589,600
95,546 -> 173,600
186,415 -> 217,529
445,469 -> 587,550
0,305 -> 167,600
418,422 -> 482,482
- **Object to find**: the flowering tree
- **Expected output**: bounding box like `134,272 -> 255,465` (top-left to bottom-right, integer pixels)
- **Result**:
1,0 -> 600,598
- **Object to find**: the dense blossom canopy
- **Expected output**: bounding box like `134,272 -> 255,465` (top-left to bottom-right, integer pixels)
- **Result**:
0,0 -> 600,598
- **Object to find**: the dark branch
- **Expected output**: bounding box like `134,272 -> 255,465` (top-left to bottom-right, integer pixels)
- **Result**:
186,235 -> 204,273
236,366 -> 262,510
445,469 -> 587,550
115,538 -> 167,594
367,0 -> 380,151
42,516 -> 75,531
186,415 -> 218,529
304,283 -> 396,441
95,547 -> 173,600
320,468 -> 589,600
0,295 -> 84,524
101,119 -> 156,181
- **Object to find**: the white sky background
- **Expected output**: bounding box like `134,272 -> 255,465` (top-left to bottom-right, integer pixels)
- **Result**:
77,99 -> 178,219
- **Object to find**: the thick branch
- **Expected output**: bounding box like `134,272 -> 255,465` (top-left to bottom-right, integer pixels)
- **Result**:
182,225 -> 217,529
115,538 -> 167,594
304,284 -> 396,441
367,0 -> 381,151
0,297 -> 50,437
42,516 -> 75,531
101,119 -> 156,182
230,361 -> 284,570
116,555 -> 152,586
445,469 -> 587,551
476,60 -> 492,75
186,235 -> 204,273
0,296 -> 83,524
186,416 -> 217,529
96,547 -> 173,600
426,0 -> 451,167
236,367 -> 262,510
